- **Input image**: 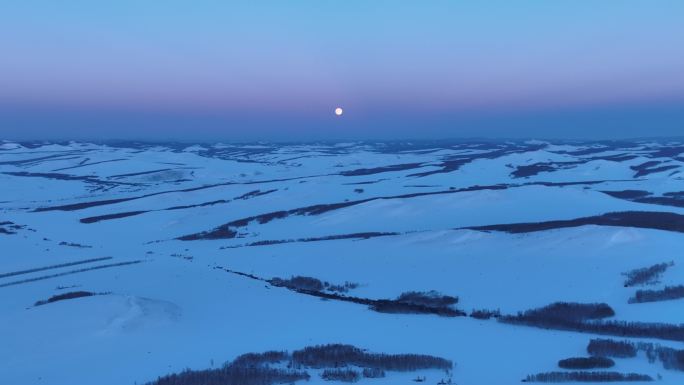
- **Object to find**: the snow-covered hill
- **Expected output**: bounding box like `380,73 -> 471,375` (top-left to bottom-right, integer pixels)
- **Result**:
1,139 -> 684,384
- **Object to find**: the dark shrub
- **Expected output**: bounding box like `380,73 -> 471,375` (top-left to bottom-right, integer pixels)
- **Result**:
34,291 -> 99,306
587,339 -> 637,358
369,290 -> 463,316
270,276 -> 324,292
396,291 -> 459,307
507,302 -> 615,325
629,285 -> 684,303
470,309 -> 501,319
623,262 -> 673,287
369,300 -> 465,317
522,371 -> 652,382
229,351 -> 289,368
558,357 -> 614,369
321,368 -> 360,382
325,281 -> 359,293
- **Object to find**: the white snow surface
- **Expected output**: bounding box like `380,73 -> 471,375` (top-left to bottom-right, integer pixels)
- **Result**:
1,140 -> 684,384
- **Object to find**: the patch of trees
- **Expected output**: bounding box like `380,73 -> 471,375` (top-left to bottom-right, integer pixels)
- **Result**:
629,285 -> 684,303
623,262 -> 673,287
270,276 -> 325,291
148,366 -> 309,385
230,351 -> 289,368
500,302 -> 684,342
522,371 -> 652,382
267,273 -> 463,317
369,291 -> 464,317
587,339 -> 637,358
633,342 -> 684,372
321,368 -> 360,382
362,368 -> 386,378
586,338 -> 684,372
291,344 -> 453,372
34,291 -> 106,306
146,344 -> 452,385
635,343 -> 684,371
326,281 -> 359,293
557,357 -> 614,369
149,350 -> 304,385
465,211 -> 684,235
396,291 -> 459,308
469,308 -> 501,320
653,346 -> 684,371
503,302 -> 615,325
232,232 -> 400,248
269,276 -> 359,294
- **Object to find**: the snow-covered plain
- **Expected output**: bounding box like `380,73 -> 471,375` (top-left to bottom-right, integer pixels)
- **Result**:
1,139 -> 684,384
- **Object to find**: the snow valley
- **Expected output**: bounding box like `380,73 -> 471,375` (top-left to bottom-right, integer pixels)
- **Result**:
2,139 -> 684,384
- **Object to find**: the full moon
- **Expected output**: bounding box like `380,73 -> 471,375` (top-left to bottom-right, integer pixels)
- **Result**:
334,107 -> 343,116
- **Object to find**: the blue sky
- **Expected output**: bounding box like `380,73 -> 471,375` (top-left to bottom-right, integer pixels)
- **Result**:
1,1 -> 683,140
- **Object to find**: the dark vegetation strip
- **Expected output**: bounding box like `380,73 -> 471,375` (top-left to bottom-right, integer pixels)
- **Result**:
465,211 -> 684,235
630,285 -> 684,304
339,162 -> 423,176
221,232 -> 400,248
557,357 -> 614,369
34,174 -> 315,212
632,163 -> 679,178
623,262 -> 673,287
178,179 -> 626,240
0,256 -> 113,279
147,344 -> 452,385
3,171 -> 136,187
511,161 -> 585,178
601,190 -> 652,199
51,158 -> 127,172
587,339 -> 637,358
269,276 -> 359,293
588,338 -> 684,372
80,189 -> 277,224
634,196 -> 684,208
215,267 -> 465,317
108,168 -> 173,178
0,260 -> 142,288
34,291 -> 109,306
601,190 -> 684,209
522,371 -> 652,382
81,211 -> 148,223
499,302 -> 684,343
407,144 -> 548,177
0,153 -> 81,166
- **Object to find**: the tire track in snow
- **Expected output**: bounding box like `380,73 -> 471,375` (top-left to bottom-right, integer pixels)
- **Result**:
0,256 -> 113,279
0,260 -> 143,288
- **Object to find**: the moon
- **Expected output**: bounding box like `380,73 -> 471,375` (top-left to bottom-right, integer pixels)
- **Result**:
334,107 -> 343,116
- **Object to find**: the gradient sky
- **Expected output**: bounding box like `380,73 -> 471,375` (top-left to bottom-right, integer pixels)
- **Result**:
1,1 -> 683,141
